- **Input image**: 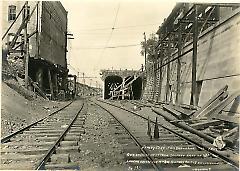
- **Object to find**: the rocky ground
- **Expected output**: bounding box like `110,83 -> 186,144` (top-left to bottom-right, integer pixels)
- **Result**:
1,80 -> 128,170
71,101 -> 128,171
1,82 -> 70,137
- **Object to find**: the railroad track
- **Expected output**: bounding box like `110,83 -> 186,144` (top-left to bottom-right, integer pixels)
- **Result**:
93,99 -> 238,171
1,100 -> 87,170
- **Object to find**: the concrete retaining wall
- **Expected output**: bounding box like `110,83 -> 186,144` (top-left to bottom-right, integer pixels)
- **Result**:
143,8 -> 240,112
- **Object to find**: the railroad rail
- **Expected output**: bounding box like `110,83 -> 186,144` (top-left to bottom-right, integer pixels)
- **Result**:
93,101 -> 160,170
93,99 -> 238,171
1,101 -> 73,143
1,100 -> 86,170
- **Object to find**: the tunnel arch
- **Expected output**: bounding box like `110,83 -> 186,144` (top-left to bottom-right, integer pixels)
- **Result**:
132,77 -> 143,100
104,75 -> 123,99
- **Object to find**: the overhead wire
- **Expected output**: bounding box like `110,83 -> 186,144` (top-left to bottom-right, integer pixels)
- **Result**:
76,22 -> 160,32
72,43 -> 141,50
96,2 -> 120,66
102,2 -> 120,49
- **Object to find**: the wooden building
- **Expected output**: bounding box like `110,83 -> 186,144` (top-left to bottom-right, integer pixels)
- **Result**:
1,1 -> 68,99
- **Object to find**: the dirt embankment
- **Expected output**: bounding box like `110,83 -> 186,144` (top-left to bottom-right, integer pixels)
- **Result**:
1,82 -> 69,137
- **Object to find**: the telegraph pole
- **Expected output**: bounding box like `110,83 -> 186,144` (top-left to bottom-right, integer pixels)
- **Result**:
77,72 -> 79,83
82,72 -> 85,96
143,32 -> 147,71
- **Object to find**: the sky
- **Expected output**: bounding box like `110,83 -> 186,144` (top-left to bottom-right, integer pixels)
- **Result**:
62,0 -> 176,87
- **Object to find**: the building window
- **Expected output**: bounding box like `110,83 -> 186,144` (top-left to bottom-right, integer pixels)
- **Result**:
8,5 -> 16,21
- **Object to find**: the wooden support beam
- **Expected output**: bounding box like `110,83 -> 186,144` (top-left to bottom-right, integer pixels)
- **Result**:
210,92 -> 240,120
12,30 -> 37,50
176,24 -> 182,104
170,104 -> 195,117
216,115 -> 239,124
2,2 -> 27,40
222,127 -> 239,140
23,2 -> 29,88
144,32 -> 147,71
28,77 -> 48,100
152,108 -> 216,143
191,120 -> 223,130
53,73 -> 58,95
152,53 -> 158,102
191,5 -> 198,106
165,37 -> 171,102
180,19 -> 217,23
36,3 -> 39,58
202,91 -> 229,118
9,2 -> 39,49
163,105 -> 183,119
157,53 -> 163,102
48,69 -> 54,99
154,47 -> 193,73
193,85 -> 228,118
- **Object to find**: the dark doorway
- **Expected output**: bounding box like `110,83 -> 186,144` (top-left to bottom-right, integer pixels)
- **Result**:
132,77 -> 142,100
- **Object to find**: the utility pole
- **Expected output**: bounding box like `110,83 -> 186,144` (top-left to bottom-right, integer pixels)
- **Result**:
77,72 -> 79,83
82,72 -> 85,96
24,2 -> 29,88
143,32 -> 147,71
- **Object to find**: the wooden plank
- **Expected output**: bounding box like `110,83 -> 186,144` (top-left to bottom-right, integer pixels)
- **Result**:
190,120 -> 223,129
210,91 -> 240,120
163,105 -> 183,119
28,77 -> 48,100
193,85 -> 228,118
202,91 -> 229,118
214,114 -> 240,124
170,104 -> 195,116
